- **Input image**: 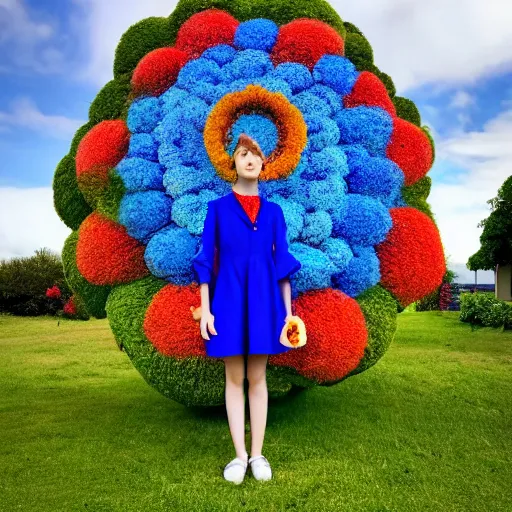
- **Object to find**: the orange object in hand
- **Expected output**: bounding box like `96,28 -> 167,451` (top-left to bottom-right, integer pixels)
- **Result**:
279,315 -> 307,348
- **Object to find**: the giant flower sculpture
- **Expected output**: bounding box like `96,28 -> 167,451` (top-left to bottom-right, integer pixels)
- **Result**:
53,0 -> 446,406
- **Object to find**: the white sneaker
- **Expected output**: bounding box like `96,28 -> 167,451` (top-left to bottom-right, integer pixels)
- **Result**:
249,455 -> 272,481
223,456 -> 248,485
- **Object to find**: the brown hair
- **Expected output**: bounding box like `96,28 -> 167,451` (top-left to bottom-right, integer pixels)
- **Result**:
231,133 -> 266,171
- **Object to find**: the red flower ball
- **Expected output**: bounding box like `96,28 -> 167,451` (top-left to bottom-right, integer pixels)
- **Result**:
271,18 -> 345,70
343,71 -> 396,117
376,207 -> 446,306
76,212 -> 149,286
132,47 -> 190,97
175,9 -> 239,59
386,118 -> 433,186
270,288 -> 367,383
75,120 -> 130,186
144,283 -> 206,358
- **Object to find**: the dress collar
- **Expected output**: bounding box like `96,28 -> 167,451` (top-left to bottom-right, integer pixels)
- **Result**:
229,190 -> 267,227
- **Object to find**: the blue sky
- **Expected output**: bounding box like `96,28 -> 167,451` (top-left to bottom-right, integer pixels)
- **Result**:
1,0 -> 511,284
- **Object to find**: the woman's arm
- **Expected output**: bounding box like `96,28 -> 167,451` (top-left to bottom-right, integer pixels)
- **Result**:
273,205 -> 301,282
273,205 -> 301,322
278,278 -> 293,318
199,282 -> 211,315
192,200 -> 217,285
192,200 -> 218,339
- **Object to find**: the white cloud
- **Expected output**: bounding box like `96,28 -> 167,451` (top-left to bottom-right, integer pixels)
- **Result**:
79,0 -> 512,93
0,0 -> 65,74
0,187 -> 71,260
0,0 -> 53,42
450,91 -> 475,109
427,108 -> 512,283
0,97 -> 85,140
334,0 -> 512,93
78,0 -> 178,86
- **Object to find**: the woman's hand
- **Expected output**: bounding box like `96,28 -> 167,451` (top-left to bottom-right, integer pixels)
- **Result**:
190,305 -> 202,321
284,313 -> 294,324
200,309 -> 218,340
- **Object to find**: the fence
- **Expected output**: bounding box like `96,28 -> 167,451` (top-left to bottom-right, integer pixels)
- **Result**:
448,283 -> 495,311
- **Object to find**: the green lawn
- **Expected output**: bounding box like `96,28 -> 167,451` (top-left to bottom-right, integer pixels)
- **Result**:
1,311 -> 511,511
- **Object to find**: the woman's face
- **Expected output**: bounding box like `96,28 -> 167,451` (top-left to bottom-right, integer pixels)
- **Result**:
233,145 -> 263,181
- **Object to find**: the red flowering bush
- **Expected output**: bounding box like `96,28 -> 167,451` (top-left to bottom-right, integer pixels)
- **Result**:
439,282 -> 452,311
63,296 -> 77,316
46,285 -> 62,299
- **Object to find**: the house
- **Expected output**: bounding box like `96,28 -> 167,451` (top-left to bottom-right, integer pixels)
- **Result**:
496,264 -> 512,301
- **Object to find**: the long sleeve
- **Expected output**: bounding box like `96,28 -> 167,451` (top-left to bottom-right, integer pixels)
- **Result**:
273,204 -> 302,281
192,200 -> 217,285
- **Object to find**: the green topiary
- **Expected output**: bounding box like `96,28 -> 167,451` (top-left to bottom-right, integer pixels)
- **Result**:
53,155 -> 92,230
350,285 -> 398,375
343,21 -> 364,36
166,0 -> 346,42
113,17 -> 174,78
95,170 -> 126,222
52,0 -> 444,406
344,33 -> 373,69
89,78 -> 132,124
70,292 -> 91,320
402,176 -> 435,221
69,122 -> 95,157
375,69 -> 396,97
393,96 -> 421,126
106,276 -> 229,406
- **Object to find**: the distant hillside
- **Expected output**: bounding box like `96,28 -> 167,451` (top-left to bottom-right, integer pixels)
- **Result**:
448,263 -> 495,285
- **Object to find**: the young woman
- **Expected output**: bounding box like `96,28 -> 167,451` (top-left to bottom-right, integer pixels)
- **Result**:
192,133 -> 302,484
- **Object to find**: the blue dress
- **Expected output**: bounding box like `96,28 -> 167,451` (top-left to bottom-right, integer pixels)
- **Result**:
192,191 -> 302,358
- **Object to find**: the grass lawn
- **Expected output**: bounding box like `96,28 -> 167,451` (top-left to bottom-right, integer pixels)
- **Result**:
0,311 -> 511,511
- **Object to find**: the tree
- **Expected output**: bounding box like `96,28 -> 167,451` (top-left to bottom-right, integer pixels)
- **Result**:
467,175 -> 512,271
0,247 -> 69,296
0,248 -> 72,315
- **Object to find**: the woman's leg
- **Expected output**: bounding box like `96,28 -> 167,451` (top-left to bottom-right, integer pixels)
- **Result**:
223,355 -> 248,461
246,354 -> 269,457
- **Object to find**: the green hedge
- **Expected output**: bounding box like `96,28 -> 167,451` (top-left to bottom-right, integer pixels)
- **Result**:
460,292 -> 512,330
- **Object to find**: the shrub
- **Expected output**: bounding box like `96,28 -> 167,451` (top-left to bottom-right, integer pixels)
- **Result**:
61,294 -> 90,321
0,249 -> 72,316
504,307 -> 512,330
460,291 -> 512,329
